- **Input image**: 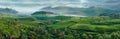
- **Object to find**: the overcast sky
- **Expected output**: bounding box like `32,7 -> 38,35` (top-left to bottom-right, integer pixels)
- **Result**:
0,0 -> 120,13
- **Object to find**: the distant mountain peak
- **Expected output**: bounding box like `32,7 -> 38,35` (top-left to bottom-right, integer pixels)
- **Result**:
39,6 -> 120,17
31,11 -> 55,15
0,8 -> 18,16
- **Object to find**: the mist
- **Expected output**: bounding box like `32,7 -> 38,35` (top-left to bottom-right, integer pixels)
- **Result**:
0,0 -> 120,14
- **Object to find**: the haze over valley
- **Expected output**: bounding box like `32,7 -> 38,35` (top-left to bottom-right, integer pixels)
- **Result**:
0,0 -> 120,16
0,0 -> 120,39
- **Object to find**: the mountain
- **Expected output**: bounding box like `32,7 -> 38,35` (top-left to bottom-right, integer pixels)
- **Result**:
86,0 -> 120,11
40,6 -> 120,16
31,11 -> 58,16
1,0 -> 120,13
32,11 -> 55,15
0,8 -> 18,16
99,13 -> 120,19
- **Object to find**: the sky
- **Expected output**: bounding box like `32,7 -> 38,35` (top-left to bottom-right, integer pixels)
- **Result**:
0,0 -> 120,14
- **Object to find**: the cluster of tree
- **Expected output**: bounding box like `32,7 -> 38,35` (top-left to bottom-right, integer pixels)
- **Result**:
0,16 -> 120,39
16,26 -> 120,39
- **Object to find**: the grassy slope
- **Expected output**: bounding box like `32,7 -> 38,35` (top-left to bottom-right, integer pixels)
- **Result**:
47,16 -> 120,32
0,16 -> 120,39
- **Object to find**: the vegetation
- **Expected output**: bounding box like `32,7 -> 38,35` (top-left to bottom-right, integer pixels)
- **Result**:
0,15 -> 120,39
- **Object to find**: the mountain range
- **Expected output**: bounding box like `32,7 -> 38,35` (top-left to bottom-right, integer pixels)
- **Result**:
0,6 -> 119,17
39,6 -> 120,16
0,0 -> 120,13
0,8 -> 18,16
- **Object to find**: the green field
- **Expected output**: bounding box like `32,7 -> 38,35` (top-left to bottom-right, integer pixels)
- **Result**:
0,16 -> 120,39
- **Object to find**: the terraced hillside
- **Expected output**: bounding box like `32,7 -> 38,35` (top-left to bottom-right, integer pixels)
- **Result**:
0,16 -> 120,39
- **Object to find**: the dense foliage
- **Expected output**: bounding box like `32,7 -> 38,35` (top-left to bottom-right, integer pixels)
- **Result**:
0,16 -> 120,39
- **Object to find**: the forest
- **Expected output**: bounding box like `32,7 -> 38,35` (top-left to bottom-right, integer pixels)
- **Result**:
0,15 -> 120,39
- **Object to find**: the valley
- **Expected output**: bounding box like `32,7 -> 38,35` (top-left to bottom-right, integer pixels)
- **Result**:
0,9 -> 120,39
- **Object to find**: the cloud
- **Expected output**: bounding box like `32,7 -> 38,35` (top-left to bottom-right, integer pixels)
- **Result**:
0,0 -> 120,13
